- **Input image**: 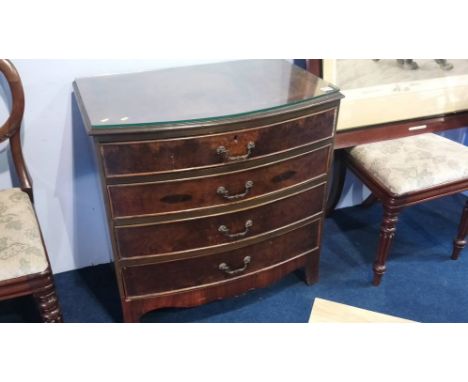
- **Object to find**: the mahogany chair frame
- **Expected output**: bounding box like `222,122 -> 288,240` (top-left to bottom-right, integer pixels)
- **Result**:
0,59 -> 63,322
347,154 -> 468,286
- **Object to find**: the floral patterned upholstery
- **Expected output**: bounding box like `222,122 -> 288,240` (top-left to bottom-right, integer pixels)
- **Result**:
0,188 -> 48,282
348,133 -> 468,195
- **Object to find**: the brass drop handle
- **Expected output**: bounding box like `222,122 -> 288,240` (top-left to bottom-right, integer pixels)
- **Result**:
217,180 -> 253,200
218,220 -> 253,239
216,141 -> 255,161
218,256 -> 251,276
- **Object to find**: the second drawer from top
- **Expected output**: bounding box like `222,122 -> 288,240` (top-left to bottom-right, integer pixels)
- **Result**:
107,144 -> 331,219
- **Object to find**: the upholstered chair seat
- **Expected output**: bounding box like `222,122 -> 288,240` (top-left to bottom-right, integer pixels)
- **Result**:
0,188 -> 48,282
346,133 -> 468,286
348,133 -> 468,196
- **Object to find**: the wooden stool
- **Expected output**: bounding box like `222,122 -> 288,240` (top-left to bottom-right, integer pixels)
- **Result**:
347,133 -> 468,286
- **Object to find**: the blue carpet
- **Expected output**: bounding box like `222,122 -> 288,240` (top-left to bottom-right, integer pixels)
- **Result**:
1,194 -> 467,323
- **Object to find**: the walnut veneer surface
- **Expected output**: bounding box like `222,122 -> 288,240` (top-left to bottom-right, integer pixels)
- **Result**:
73,60 -> 343,322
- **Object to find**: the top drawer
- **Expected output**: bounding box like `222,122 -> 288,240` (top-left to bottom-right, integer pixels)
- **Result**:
100,108 -> 337,178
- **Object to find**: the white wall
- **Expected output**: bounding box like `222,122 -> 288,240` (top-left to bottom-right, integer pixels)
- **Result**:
1,60 -> 467,274
0,60 -> 227,274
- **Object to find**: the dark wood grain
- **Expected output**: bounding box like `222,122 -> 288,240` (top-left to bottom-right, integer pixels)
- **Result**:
75,61 -> 342,322
121,220 -> 319,297
120,253 -> 312,322
31,269 -> 63,322
108,145 -> 331,218
101,108 -> 336,177
115,184 -> 325,258
306,59 -> 323,77
373,205 -> 400,286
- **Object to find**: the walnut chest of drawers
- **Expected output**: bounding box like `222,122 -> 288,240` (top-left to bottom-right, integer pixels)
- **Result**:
73,60 -> 343,322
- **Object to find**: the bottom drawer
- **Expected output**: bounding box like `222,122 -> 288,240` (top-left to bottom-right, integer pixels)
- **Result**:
121,220 -> 320,298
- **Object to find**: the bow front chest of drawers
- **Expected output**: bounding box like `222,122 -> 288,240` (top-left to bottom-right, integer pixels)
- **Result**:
73,60 -> 343,322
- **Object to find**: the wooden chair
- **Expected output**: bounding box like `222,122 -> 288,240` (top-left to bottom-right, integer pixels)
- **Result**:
0,59 -> 63,322
346,133 -> 468,286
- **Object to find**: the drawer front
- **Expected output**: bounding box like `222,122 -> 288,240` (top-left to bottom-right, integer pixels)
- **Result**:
121,220 -> 320,297
115,183 -> 326,259
101,108 -> 336,177
108,145 -> 331,219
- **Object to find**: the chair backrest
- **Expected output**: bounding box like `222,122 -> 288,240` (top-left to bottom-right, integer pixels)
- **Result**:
0,59 -> 32,200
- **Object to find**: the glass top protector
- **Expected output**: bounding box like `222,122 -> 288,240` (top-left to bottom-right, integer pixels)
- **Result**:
74,60 -> 339,129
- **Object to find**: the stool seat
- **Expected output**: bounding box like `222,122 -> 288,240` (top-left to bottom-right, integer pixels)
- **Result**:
346,133 -> 468,286
348,133 -> 468,195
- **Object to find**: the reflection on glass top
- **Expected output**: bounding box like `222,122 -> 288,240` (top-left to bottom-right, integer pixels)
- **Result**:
74,60 -> 339,128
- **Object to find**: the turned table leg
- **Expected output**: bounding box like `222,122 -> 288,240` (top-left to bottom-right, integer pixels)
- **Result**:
451,200 -> 468,260
373,204 -> 401,286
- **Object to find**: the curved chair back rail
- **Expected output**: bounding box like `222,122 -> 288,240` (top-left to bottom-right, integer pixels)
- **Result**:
0,59 -> 32,198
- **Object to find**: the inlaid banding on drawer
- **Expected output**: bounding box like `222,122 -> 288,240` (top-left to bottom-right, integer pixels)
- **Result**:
121,220 -> 320,297
107,145 -> 331,219
100,108 -> 336,177
115,183 -> 326,259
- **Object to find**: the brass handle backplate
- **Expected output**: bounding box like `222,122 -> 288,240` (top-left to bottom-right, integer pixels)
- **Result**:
218,220 -> 253,239
216,141 -> 255,161
218,256 -> 251,276
217,180 -> 253,200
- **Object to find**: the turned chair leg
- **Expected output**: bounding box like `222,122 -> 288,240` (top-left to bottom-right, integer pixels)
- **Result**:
451,200 -> 468,260
373,204 -> 401,286
33,272 -> 63,323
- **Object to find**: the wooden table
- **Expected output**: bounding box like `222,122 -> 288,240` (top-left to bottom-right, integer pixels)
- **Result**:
309,298 -> 416,323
